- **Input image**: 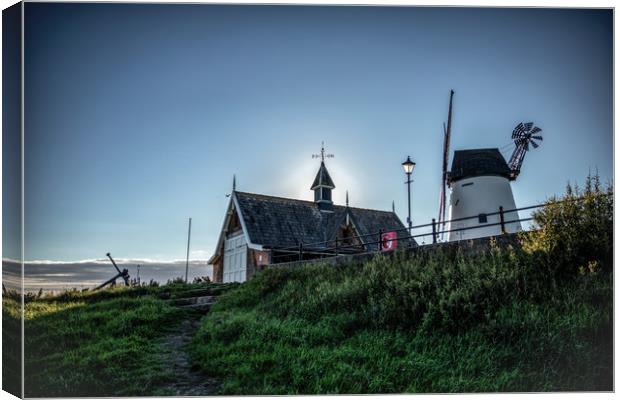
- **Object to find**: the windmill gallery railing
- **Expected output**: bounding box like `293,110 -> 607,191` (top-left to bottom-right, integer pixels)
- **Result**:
269,194 -> 612,264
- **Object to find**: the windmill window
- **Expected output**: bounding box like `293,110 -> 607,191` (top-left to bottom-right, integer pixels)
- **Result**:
478,213 -> 488,223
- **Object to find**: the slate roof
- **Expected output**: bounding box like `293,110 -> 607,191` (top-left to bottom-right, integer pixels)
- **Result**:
311,162 -> 335,189
449,148 -> 512,183
234,191 -> 411,251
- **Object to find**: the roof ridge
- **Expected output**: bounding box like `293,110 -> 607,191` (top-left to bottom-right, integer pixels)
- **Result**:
235,191 -> 393,214
347,205 -> 394,214
234,191 -> 317,205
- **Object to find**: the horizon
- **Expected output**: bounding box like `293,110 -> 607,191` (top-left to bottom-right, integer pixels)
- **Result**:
4,257 -> 211,264
5,4 -> 612,263
3,258 -> 212,292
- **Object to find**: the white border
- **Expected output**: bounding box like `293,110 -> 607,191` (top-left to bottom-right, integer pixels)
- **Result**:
0,2 -> 615,400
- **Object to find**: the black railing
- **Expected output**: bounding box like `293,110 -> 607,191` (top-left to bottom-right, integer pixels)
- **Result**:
268,193 -> 612,264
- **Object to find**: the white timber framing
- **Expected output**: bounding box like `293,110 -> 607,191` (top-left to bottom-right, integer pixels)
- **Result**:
207,192 -> 263,266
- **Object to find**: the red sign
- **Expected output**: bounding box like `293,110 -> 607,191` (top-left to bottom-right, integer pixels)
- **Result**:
254,251 -> 269,267
381,231 -> 398,252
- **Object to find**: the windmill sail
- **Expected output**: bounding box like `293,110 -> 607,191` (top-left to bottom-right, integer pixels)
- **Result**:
508,121 -> 543,179
438,123 -> 447,229
438,90 -> 454,237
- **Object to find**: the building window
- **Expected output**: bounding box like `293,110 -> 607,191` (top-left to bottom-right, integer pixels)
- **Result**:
478,213 -> 487,223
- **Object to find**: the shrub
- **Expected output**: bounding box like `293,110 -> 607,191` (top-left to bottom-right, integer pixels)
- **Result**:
167,276 -> 186,284
521,173 -> 613,280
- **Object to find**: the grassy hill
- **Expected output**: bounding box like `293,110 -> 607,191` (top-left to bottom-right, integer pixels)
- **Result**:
188,177 -> 613,394
189,250 -> 612,394
6,175 -> 613,396
18,282 -> 238,397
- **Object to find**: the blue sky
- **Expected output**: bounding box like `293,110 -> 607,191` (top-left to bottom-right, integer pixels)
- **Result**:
19,4 -> 612,262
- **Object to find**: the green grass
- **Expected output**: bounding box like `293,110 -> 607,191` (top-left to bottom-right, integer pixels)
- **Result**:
16,178 -> 616,395
189,248 -> 613,394
22,282 -> 237,397
190,182 -> 613,395
2,294 -> 22,397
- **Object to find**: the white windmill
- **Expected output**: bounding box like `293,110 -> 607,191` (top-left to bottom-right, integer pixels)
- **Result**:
436,91 -> 543,241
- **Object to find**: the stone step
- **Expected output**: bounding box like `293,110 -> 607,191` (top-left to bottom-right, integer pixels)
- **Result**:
169,295 -> 218,307
157,283 -> 237,300
178,302 -> 216,312
168,288 -> 218,299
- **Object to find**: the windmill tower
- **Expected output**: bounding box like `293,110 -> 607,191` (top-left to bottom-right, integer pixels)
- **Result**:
444,119 -> 543,242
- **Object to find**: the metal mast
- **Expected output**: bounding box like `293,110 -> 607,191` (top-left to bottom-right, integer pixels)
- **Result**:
438,89 -> 454,235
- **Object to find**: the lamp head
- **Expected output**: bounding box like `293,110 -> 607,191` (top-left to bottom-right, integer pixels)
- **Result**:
402,156 -> 416,175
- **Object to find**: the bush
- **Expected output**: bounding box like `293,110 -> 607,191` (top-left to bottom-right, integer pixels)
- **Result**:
521,173 -> 613,280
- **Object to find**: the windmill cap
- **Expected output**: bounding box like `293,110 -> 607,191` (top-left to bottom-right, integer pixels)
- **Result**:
449,148 -> 511,183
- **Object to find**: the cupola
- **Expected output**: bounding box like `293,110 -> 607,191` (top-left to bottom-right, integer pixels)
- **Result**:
311,143 -> 335,212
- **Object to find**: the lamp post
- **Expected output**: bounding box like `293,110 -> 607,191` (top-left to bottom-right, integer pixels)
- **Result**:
401,156 -> 416,234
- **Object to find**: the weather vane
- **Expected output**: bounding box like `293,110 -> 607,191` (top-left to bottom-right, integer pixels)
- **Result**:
312,141 -> 334,162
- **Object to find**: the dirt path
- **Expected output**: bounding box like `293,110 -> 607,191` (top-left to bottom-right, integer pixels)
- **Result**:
157,312 -> 220,396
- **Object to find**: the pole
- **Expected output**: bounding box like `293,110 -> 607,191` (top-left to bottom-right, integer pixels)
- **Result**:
432,218 -> 437,244
499,207 -> 506,235
185,217 -> 192,283
407,174 -> 412,234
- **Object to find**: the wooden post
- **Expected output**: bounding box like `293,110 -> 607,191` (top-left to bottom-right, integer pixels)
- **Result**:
185,217 -> 192,283
299,242 -> 303,261
499,206 -> 506,234
432,218 -> 437,244
378,229 -> 383,252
